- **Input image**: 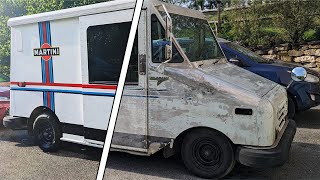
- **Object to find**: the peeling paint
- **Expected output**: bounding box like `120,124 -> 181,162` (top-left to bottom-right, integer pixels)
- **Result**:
112,1 -> 288,155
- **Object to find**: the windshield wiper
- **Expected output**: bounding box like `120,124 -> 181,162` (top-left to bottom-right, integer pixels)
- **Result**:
212,60 -> 220,65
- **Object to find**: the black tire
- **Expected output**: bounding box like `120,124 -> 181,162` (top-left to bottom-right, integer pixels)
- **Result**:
33,113 -> 61,152
288,96 -> 296,119
181,129 -> 235,179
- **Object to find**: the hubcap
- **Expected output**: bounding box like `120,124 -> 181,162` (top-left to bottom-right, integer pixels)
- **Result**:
193,139 -> 222,168
38,122 -> 55,148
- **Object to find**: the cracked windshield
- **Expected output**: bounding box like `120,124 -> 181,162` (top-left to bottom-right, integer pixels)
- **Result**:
170,13 -> 224,62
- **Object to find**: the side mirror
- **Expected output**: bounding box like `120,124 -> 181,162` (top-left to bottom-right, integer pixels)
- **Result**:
291,67 -> 307,82
229,58 -> 240,66
163,5 -> 172,61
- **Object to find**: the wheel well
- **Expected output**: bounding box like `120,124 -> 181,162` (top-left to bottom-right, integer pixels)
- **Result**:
28,106 -> 58,136
287,92 -> 297,108
287,92 -> 300,114
173,127 -> 234,154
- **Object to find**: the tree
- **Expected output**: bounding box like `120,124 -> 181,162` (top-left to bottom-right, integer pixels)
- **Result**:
0,0 -> 27,76
25,0 -> 64,14
63,0 -> 109,8
162,0 -> 231,10
271,0 -> 320,47
219,0 -> 320,48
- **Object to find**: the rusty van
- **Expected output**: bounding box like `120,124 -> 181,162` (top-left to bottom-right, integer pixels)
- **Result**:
5,0 -> 297,178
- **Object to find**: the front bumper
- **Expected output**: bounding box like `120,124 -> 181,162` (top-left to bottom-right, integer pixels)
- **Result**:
294,82 -> 320,111
286,80 -> 320,111
0,101 -> 9,122
236,119 -> 296,168
3,116 -> 28,130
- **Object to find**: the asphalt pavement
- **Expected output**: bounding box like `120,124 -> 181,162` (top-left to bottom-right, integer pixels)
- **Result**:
0,107 -> 320,180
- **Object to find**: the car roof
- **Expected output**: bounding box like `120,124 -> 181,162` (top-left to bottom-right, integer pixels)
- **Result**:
216,37 -> 231,43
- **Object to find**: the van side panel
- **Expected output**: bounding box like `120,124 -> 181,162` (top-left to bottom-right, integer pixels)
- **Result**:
10,24 -> 42,117
10,17 -> 84,126
50,18 -> 83,126
147,70 -> 260,148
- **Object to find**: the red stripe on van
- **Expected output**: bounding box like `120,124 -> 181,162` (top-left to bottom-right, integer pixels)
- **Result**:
10,82 -> 117,90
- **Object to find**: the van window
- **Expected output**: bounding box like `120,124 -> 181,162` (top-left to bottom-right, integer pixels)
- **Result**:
151,15 -> 183,63
87,22 -> 138,84
170,13 -> 224,62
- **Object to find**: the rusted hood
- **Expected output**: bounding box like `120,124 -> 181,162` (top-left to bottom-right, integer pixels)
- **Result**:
164,63 -> 277,98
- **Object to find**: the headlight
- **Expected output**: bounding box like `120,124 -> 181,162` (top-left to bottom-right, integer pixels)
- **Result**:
305,73 -> 320,83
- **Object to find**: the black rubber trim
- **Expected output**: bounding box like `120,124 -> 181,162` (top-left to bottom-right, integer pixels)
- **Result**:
3,116 -> 28,130
62,123 -> 84,136
236,119 -> 296,168
4,117 -> 171,149
61,122 -> 171,149
84,127 -> 106,142
3,117 -> 167,149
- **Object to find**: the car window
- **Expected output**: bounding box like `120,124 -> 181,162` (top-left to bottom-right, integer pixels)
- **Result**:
223,48 -> 237,60
223,48 -> 249,67
225,42 -> 268,64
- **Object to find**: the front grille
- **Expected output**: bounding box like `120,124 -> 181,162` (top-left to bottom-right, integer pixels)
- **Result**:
277,102 -> 287,132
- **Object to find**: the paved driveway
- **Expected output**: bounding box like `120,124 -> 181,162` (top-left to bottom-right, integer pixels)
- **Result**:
0,107 -> 320,179
105,107 -> 320,179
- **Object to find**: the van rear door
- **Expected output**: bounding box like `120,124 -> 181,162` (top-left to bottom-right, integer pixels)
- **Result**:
79,9 -> 148,151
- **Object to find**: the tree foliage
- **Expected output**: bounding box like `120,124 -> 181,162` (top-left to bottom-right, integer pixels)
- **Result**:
219,0 -> 320,48
271,0 -> 320,45
1,0 -> 319,76
162,0 -> 232,9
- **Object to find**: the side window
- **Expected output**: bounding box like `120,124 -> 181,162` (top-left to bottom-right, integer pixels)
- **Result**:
151,14 -> 183,63
224,49 -> 248,67
87,22 -> 138,84
223,49 -> 237,60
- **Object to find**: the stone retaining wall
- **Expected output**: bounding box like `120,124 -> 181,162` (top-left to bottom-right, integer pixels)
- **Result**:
254,41 -> 320,71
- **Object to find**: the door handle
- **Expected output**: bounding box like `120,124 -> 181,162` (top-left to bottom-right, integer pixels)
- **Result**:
139,54 -> 146,75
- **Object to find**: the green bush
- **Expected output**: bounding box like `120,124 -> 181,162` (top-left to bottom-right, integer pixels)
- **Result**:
303,29 -> 317,41
260,27 -> 288,46
217,0 -> 320,48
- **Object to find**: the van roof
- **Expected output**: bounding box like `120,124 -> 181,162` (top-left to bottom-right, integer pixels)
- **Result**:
8,0 -> 136,27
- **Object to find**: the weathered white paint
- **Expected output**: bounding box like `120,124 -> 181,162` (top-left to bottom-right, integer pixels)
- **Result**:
9,0 -> 288,157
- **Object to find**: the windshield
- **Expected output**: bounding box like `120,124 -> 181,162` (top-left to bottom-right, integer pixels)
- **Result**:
226,42 -> 269,63
170,13 -> 224,62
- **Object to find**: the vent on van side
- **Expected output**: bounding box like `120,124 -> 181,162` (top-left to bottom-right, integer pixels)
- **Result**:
235,108 -> 253,115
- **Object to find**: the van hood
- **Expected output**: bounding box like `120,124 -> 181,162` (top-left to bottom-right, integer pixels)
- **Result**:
164,63 -> 278,100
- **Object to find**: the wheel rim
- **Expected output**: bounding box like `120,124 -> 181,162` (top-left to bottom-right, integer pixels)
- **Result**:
37,121 -> 55,148
192,138 -> 223,170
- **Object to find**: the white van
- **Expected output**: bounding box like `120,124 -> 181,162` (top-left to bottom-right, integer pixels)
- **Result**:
4,0 -> 297,178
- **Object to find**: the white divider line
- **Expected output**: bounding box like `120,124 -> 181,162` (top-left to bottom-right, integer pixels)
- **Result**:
96,0 -> 144,179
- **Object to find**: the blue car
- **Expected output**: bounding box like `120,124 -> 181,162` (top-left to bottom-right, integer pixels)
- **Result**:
217,38 -> 320,118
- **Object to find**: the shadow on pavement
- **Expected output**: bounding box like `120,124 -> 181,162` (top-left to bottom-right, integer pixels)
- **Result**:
295,108 -> 320,129
106,141 -> 320,179
1,107 -> 319,179
0,127 -> 102,161
106,151 -> 191,179
53,142 -> 102,161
